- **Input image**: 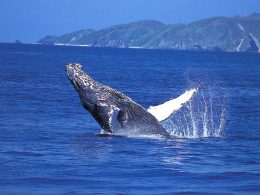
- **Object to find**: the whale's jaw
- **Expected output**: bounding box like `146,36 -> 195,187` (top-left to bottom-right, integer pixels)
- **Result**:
66,63 -> 99,113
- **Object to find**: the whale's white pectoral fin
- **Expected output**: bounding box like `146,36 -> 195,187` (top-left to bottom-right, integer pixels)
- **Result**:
147,88 -> 198,122
109,107 -> 121,131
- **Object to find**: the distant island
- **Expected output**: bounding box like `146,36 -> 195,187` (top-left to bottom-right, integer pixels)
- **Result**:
38,13 -> 260,53
14,40 -> 22,44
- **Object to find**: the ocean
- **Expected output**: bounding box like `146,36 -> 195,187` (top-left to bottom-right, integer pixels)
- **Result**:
0,43 -> 259,194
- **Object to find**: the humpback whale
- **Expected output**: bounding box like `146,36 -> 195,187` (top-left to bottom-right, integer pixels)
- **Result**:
66,63 -> 197,138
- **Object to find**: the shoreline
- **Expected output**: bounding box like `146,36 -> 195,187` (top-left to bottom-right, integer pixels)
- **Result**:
0,42 -> 260,54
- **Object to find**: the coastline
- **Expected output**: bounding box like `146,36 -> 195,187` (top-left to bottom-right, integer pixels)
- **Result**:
2,42 -> 259,54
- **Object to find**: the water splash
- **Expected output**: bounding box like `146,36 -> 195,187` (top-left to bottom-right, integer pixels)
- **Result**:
162,79 -> 228,138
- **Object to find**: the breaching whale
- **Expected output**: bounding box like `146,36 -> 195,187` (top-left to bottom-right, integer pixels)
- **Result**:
66,63 -> 197,138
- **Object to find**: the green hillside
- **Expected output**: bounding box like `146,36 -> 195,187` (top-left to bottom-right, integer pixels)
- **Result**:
38,14 -> 260,52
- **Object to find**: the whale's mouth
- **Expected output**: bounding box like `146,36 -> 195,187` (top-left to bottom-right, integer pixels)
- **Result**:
71,80 -> 80,91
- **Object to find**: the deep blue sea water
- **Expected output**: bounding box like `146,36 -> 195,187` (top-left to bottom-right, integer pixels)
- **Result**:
0,43 -> 259,194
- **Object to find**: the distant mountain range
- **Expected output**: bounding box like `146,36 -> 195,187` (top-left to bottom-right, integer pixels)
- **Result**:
38,13 -> 260,52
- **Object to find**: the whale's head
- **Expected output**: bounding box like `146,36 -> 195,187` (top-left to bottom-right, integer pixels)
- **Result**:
66,63 -> 123,133
66,63 -> 100,112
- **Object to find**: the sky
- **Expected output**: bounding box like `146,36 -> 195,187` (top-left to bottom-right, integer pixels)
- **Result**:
1,0 -> 260,43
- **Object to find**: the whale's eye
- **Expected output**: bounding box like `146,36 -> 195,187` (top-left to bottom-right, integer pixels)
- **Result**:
94,102 -> 103,111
